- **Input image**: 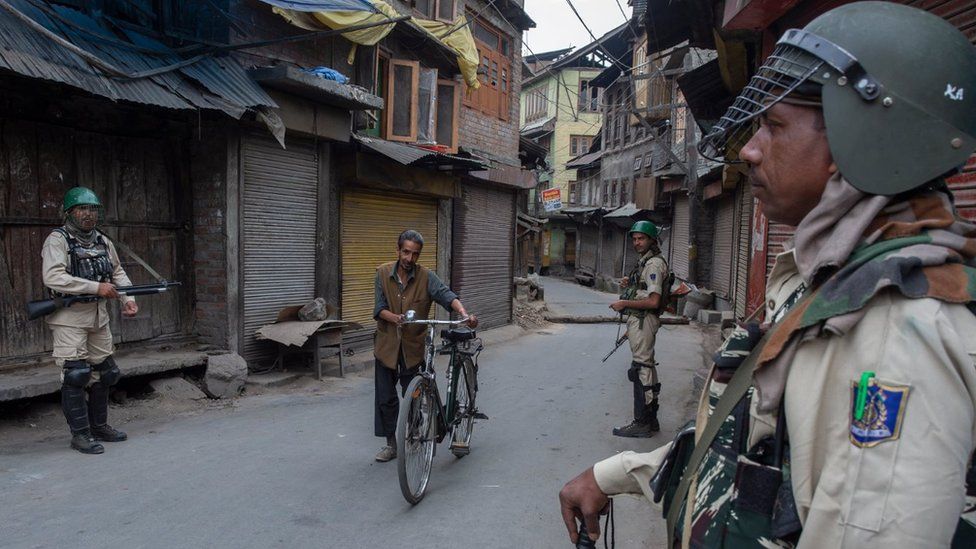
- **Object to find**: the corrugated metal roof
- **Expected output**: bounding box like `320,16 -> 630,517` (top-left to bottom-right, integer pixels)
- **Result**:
0,0 -> 274,116
354,134 -> 487,171
566,150 -> 603,169
256,0 -> 375,12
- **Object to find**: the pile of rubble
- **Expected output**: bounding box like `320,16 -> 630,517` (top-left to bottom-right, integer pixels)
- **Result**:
513,300 -> 548,330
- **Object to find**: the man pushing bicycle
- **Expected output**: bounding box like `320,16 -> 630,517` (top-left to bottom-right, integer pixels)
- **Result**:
372,229 -> 477,463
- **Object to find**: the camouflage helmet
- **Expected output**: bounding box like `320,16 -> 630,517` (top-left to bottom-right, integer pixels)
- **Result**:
700,2 -> 976,196
629,220 -> 659,238
63,187 -> 101,212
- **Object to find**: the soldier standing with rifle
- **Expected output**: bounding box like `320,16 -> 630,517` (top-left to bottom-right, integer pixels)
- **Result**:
42,187 -> 137,454
608,220 -> 670,438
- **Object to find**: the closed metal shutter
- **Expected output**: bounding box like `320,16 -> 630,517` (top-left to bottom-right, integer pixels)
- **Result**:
710,197 -> 735,298
671,195 -> 690,280
453,184 -> 515,329
242,135 -> 319,366
341,190 -> 438,329
733,184 -> 753,318
600,228 -> 622,278
579,226 -> 599,272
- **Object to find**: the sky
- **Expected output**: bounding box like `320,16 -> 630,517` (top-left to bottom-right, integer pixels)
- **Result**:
520,0 -> 631,57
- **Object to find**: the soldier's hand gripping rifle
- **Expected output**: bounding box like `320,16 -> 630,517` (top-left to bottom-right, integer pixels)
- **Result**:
26,282 -> 182,320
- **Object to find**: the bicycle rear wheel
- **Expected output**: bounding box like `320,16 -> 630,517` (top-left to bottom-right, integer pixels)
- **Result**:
450,357 -> 477,458
397,375 -> 436,504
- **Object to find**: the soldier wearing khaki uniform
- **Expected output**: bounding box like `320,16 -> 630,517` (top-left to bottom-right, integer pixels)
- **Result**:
609,221 -> 670,438
560,3 -> 976,547
42,187 -> 137,454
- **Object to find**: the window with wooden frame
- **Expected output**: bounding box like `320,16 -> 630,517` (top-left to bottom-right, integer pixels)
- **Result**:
569,181 -> 577,204
413,0 -> 457,22
525,87 -> 548,123
602,182 -> 609,206
386,59 -> 420,142
465,17 -> 511,121
570,135 -> 593,157
578,78 -> 602,113
435,79 -> 462,152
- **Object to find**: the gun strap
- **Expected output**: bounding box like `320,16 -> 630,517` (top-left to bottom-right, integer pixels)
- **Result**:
665,291 -> 815,546
112,238 -> 167,284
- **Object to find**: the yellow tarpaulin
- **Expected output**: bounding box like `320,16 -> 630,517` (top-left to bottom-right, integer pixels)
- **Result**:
272,0 -> 480,90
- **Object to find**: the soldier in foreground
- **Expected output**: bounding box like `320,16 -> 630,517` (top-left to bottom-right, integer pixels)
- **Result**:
42,187 -> 137,454
560,3 -> 976,547
608,221 -> 670,438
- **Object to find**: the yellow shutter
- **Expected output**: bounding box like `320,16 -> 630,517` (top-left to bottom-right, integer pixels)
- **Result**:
340,190 -> 439,327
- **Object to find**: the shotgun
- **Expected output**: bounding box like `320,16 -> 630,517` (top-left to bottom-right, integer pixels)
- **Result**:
26,282 -> 182,320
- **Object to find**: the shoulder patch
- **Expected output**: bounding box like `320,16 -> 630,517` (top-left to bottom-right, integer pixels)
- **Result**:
849,380 -> 910,448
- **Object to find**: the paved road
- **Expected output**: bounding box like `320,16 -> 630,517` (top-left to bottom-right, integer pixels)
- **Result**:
0,278 -> 704,548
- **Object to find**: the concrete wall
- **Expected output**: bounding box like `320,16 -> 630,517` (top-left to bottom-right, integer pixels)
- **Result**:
550,68 -> 602,203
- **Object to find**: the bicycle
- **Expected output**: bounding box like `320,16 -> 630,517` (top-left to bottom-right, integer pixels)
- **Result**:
395,309 -> 485,504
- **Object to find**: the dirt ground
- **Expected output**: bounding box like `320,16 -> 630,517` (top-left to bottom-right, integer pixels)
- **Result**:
0,368 -> 347,452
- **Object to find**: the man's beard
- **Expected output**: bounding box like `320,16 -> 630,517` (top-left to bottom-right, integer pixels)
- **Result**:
65,214 -> 97,244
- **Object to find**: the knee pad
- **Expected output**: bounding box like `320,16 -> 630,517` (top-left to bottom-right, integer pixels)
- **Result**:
92,357 -> 121,386
62,360 -> 92,388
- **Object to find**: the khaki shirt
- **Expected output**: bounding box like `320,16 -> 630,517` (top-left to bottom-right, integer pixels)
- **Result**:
633,251 -> 668,301
41,230 -> 135,329
594,247 -> 976,548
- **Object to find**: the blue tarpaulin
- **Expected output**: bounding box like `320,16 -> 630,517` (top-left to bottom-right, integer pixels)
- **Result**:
257,0 -> 376,12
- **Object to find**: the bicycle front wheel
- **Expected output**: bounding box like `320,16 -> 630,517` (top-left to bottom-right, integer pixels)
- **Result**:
397,375 -> 436,504
450,357 -> 477,458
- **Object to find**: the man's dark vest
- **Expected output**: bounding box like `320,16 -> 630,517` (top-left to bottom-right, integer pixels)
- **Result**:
374,262 -> 433,370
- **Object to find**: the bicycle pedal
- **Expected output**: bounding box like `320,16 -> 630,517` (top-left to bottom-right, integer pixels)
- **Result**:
472,412 -> 489,420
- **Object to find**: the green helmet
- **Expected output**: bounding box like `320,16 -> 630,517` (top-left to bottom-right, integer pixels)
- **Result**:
700,2 -> 976,195
63,187 -> 101,212
629,220 -> 659,238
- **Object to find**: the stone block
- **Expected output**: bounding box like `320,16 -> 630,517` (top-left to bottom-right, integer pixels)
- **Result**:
697,309 -> 724,324
203,353 -> 248,399
149,377 -> 207,400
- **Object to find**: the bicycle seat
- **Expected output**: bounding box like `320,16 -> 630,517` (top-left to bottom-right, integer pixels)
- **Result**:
442,328 -> 476,342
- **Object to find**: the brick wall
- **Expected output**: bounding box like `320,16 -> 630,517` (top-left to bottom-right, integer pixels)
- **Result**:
189,130 -> 230,348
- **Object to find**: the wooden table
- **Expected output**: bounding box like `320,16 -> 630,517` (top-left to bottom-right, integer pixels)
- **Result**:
269,325 -> 346,379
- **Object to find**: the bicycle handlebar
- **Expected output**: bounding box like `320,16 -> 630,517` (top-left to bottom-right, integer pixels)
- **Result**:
401,309 -> 470,326
401,317 -> 470,326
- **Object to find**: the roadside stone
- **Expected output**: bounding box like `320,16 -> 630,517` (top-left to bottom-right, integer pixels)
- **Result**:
148,377 -> 207,400
697,309 -> 724,324
203,353 -> 248,399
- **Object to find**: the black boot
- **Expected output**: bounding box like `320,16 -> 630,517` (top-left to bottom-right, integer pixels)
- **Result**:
644,401 -> 660,432
612,420 -> 655,438
70,432 -> 105,454
62,381 -> 104,454
88,382 -> 127,442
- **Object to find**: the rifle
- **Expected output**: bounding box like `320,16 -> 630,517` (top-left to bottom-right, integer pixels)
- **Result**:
602,331 -> 628,363
26,282 -> 182,320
